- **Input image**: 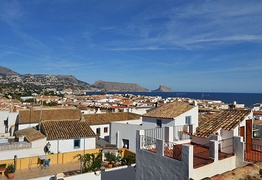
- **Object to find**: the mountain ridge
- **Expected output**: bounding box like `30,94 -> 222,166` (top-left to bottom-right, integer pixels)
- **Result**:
93,80 -> 149,92
0,66 -> 153,94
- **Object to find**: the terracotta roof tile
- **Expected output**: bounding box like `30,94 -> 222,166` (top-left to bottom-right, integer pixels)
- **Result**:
15,127 -> 46,142
83,112 -> 141,125
19,108 -> 81,124
143,101 -> 195,119
254,111 -> 262,115
41,120 -> 95,140
195,110 -> 251,138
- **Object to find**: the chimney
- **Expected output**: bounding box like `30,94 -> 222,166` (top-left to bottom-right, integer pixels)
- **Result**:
193,100 -> 197,106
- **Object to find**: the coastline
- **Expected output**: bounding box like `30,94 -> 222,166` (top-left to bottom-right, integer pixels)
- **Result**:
86,91 -> 262,107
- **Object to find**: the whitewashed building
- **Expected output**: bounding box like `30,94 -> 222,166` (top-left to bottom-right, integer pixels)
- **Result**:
0,110 -> 18,136
110,101 -> 199,153
0,127 -> 46,160
40,120 -> 96,154
135,109 -> 258,179
83,112 -> 141,142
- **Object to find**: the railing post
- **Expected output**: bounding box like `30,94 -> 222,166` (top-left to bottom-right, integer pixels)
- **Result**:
182,144 -> 193,179
116,131 -> 120,148
156,139 -> 164,156
189,124 -> 196,134
209,140 -> 218,161
136,130 -> 144,151
233,136 -> 245,167
165,126 -> 173,142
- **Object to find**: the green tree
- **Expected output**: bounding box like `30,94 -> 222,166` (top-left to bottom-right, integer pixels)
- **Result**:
74,152 -> 102,173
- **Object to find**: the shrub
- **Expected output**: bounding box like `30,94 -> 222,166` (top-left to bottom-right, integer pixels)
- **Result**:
5,164 -> 15,173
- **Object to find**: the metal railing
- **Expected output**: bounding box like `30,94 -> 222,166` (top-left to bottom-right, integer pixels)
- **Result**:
144,127 -> 165,141
244,143 -> 262,162
141,135 -> 157,153
173,125 -> 191,141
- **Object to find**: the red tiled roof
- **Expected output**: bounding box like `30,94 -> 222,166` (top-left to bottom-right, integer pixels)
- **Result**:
15,127 -> 46,142
195,110 -> 251,138
41,120 -> 95,140
143,101 -> 195,119
19,108 -> 81,124
254,111 -> 262,115
83,112 -> 141,125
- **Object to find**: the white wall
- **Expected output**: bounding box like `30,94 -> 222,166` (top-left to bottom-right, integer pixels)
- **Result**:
18,123 -> 38,130
113,119 -> 142,125
29,164 -> 136,180
142,106 -> 198,130
174,106 -> 198,127
127,108 -> 150,115
0,111 -> 9,134
8,112 -> 18,126
191,156 -> 236,179
136,130 -> 192,180
90,124 -> 110,139
110,123 -> 143,153
0,138 -> 46,160
90,119 -> 141,140
142,117 -> 174,129
191,136 -> 210,145
136,129 -> 239,180
48,137 -> 96,154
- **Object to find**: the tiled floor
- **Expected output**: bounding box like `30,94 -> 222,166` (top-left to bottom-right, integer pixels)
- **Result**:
0,162 -> 80,180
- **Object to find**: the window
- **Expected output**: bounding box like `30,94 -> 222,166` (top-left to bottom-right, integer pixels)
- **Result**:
156,119 -> 162,128
104,127 -> 108,133
96,128 -> 101,136
74,139 -> 80,149
122,139 -> 129,149
185,116 -> 191,125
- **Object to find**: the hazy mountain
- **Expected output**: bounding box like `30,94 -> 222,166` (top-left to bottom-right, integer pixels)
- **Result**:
0,66 -> 20,76
0,66 -> 162,94
0,66 -> 92,93
93,80 -> 149,92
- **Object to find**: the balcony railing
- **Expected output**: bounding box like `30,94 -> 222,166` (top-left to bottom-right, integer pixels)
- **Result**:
173,125 -> 191,141
0,141 -> 32,151
244,143 -> 262,162
141,135 -> 157,153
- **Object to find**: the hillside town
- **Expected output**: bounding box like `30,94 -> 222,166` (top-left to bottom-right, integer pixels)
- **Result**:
0,92 -> 262,179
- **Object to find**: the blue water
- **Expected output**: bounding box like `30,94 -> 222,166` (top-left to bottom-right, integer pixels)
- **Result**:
86,92 -> 262,107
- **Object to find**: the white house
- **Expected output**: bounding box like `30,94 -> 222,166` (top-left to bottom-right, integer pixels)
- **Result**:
83,112 -> 141,142
193,109 -> 253,145
17,108 -> 81,130
110,101 -> 199,153
142,101 -> 198,130
40,120 -> 96,154
0,127 -> 46,161
0,110 -> 18,136
135,109 -> 258,179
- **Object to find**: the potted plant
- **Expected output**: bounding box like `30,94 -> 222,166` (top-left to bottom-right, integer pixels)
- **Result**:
104,152 -> 117,168
121,155 -> 136,165
5,164 -> 15,179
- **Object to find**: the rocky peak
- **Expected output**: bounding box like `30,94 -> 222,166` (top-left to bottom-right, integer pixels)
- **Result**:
152,85 -> 173,92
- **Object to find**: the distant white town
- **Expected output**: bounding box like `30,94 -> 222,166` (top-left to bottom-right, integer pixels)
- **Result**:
0,93 -> 262,179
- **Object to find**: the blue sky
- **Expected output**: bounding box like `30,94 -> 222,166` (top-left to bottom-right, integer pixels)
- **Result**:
0,0 -> 262,93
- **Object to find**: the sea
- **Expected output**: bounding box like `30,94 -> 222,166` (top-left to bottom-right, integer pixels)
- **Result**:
86,92 -> 262,107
